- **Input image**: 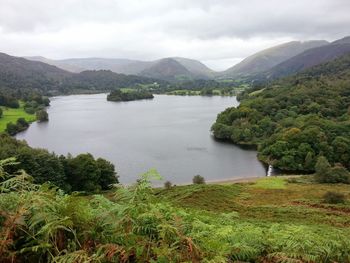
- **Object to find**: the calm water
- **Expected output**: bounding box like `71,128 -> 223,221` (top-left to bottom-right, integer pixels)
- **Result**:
16,94 -> 266,184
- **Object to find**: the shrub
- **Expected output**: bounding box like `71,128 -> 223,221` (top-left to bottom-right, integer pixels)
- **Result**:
24,107 -> 35,114
16,118 -> 29,129
323,191 -> 346,204
164,180 -> 172,189
5,122 -> 18,135
315,160 -> 350,184
193,175 -> 205,184
36,109 -> 49,122
328,164 -> 350,184
287,177 -> 299,184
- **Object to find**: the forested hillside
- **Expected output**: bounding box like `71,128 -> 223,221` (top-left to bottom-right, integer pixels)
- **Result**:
212,53 -> 350,172
0,52 -> 161,97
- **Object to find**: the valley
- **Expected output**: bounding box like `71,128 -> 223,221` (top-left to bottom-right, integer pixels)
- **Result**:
0,9 -> 349,260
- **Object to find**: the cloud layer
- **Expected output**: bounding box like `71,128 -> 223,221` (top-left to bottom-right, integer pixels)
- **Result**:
0,0 -> 349,70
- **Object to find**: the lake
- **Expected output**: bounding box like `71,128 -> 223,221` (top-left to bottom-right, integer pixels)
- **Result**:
16,94 -> 266,184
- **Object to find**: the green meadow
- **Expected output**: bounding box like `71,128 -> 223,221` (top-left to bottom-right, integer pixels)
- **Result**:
0,104 -> 36,132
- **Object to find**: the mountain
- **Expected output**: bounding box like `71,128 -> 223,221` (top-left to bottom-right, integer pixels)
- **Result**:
332,36 -> 350,45
0,52 -> 160,95
172,57 -> 214,78
139,58 -> 192,81
265,37 -> 350,79
25,56 -> 215,80
221,40 -> 328,78
25,57 -> 152,75
25,56 -> 85,73
60,58 -> 151,75
0,52 -> 71,94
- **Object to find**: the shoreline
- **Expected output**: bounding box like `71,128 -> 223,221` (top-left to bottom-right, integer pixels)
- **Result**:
207,176 -> 263,184
207,174 -> 302,185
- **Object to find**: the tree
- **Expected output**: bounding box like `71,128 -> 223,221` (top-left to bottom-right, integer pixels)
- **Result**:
0,108 -> 2,118
16,118 -> 29,130
327,164 -> 350,184
5,122 -> 18,135
17,147 -> 70,192
164,180 -> 172,189
96,158 -> 118,189
200,88 -> 213,96
65,153 -> 101,192
314,156 -> 331,183
304,151 -> 315,171
315,156 -> 350,184
36,109 -> 49,122
193,175 -> 205,184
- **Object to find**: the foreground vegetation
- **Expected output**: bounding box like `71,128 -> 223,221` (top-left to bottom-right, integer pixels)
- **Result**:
212,54 -> 350,173
1,159 -> 350,262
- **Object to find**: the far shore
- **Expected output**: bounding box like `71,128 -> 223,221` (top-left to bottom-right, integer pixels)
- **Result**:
207,175 -> 302,185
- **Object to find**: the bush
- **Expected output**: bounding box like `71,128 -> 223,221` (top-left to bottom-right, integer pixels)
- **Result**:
5,118 -> 29,135
36,109 -> 49,122
16,118 -> 29,129
24,107 -> 35,114
328,164 -> 350,184
164,180 -> 172,189
323,191 -> 346,204
193,175 -> 205,184
315,158 -> 350,184
5,122 -> 18,135
287,178 -> 299,184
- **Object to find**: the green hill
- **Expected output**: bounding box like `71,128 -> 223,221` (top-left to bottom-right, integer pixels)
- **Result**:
0,52 -> 160,97
212,53 -> 350,172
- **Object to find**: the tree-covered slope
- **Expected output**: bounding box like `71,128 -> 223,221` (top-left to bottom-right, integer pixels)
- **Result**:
212,54 -> 350,172
0,52 -> 160,96
0,52 -> 71,94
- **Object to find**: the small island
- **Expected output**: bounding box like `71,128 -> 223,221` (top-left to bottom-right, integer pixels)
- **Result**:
107,89 -> 154,102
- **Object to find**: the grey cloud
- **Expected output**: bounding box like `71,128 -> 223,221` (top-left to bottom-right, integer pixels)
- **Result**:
0,0 -> 349,70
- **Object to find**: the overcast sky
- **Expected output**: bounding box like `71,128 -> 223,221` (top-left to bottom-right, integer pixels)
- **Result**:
0,0 -> 349,70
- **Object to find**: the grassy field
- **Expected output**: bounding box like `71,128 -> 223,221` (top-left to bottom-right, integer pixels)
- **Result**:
156,176 -> 350,227
0,103 -> 36,132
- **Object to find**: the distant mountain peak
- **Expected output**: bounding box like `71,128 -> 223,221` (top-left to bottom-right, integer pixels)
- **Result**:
140,58 -> 192,81
332,36 -> 350,44
221,40 -> 329,78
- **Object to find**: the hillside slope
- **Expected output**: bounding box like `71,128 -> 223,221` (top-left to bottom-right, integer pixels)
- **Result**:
0,52 -> 71,93
26,56 -> 215,80
0,52 -> 159,95
172,57 -> 214,78
212,53 -> 350,172
266,40 -> 350,79
221,40 -> 328,78
139,58 -> 193,81
25,56 -> 85,73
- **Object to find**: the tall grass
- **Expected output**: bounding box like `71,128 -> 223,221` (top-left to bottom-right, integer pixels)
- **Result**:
1,158 -> 350,262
